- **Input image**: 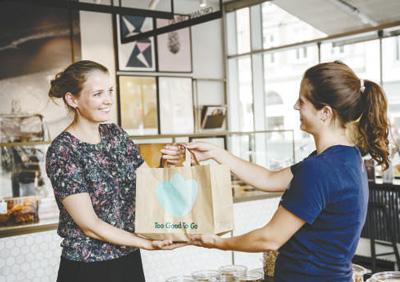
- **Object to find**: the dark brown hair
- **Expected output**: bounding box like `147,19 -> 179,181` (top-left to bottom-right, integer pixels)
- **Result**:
48,60 -> 109,111
303,61 -> 391,170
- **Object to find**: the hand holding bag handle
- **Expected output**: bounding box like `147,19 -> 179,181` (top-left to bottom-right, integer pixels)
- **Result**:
160,145 -> 199,168
183,147 -> 200,167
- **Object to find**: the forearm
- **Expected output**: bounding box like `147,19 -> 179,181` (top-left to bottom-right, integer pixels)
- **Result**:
218,228 -> 281,253
212,148 -> 290,192
83,218 -> 153,249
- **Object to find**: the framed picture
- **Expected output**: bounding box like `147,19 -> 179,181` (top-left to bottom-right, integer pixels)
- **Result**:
156,17 -> 192,72
118,76 -> 158,135
116,15 -> 156,72
158,77 -> 194,134
200,105 -> 227,129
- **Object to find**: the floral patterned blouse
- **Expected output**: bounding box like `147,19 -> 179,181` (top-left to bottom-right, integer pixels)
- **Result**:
46,123 -> 144,262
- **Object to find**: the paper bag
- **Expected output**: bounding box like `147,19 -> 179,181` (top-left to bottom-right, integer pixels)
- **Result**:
135,149 -> 234,241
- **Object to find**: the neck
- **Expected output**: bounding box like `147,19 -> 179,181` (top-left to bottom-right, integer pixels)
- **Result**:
313,125 -> 353,154
66,119 -> 101,144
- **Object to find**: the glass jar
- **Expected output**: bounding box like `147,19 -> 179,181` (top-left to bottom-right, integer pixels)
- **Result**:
365,271 -> 400,282
352,264 -> 367,282
191,269 -> 220,282
218,265 -> 248,279
238,271 -> 263,282
166,275 -> 195,282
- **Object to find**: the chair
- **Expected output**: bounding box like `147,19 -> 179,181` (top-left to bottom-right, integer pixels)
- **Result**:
368,202 -> 400,273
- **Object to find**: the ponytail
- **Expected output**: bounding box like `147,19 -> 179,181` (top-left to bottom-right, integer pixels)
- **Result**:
356,80 -> 391,170
303,61 -> 391,170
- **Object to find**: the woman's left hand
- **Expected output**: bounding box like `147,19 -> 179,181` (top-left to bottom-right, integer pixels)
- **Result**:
188,234 -> 222,249
151,239 -> 187,250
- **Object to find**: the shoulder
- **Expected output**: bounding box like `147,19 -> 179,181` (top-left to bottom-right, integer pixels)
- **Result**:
47,132 -> 75,157
100,123 -> 127,138
292,153 -> 332,177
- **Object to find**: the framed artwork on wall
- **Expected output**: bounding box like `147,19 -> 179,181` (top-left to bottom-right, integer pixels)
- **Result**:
116,15 -> 156,72
118,75 -> 158,135
200,105 -> 227,129
158,76 -> 194,134
156,17 -> 192,72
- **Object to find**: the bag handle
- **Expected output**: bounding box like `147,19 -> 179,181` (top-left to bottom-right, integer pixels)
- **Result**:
184,147 -> 200,167
160,145 -> 199,168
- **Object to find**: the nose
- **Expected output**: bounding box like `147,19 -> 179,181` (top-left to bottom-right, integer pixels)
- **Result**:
105,92 -> 113,104
293,99 -> 300,110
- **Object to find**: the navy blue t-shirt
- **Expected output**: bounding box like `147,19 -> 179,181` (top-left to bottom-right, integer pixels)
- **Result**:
275,145 -> 368,282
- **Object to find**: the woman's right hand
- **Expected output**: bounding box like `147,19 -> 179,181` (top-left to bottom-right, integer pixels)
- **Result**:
185,142 -> 220,163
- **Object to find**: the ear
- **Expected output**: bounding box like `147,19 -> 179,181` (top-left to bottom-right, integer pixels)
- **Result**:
65,92 -> 78,109
321,105 -> 333,121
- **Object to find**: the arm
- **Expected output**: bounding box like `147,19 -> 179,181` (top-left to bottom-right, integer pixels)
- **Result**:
162,142 -> 292,192
189,205 -> 305,252
62,193 -> 180,250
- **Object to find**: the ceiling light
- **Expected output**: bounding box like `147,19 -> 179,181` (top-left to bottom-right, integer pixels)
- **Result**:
328,0 -> 379,27
200,0 -> 207,8
148,0 -> 160,9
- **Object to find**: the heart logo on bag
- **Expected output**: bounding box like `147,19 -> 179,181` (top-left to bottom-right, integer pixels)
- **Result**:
156,174 -> 199,218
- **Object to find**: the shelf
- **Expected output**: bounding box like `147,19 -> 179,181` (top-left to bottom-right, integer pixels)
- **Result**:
0,217 -> 58,238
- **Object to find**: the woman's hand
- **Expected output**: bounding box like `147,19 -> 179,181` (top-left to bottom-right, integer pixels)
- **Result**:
148,239 -> 187,250
185,142 -> 220,163
188,234 -> 223,249
160,144 -> 185,166
160,142 -> 222,166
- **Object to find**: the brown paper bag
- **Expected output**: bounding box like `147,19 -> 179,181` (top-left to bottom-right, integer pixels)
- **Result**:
135,149 -> 234,241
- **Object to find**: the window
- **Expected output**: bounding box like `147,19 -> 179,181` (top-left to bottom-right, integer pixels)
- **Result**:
225,1 -> 400,165
261,2 -> 326,48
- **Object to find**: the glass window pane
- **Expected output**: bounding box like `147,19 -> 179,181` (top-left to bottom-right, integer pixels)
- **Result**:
238,56 -> 254,131
227,135 -> 251,162
236,8 -> 251,54
264,47 -> 319,162
226,11 -> 238,56
382,35 -> 400,174
320,39 -> 380,83
261,2 -> 326,49
248,131 -> 294,170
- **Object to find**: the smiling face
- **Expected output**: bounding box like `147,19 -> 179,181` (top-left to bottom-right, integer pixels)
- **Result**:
73,70 -> 113,124
293,78 -> 322,135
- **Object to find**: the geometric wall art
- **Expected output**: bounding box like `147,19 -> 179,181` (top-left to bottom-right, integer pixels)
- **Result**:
116,15 -> 156,71
156,17 -> 192,72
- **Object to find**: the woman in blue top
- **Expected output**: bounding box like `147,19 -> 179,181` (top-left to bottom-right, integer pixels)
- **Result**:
46,60 -> 178,282
163,61 -> 391,281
